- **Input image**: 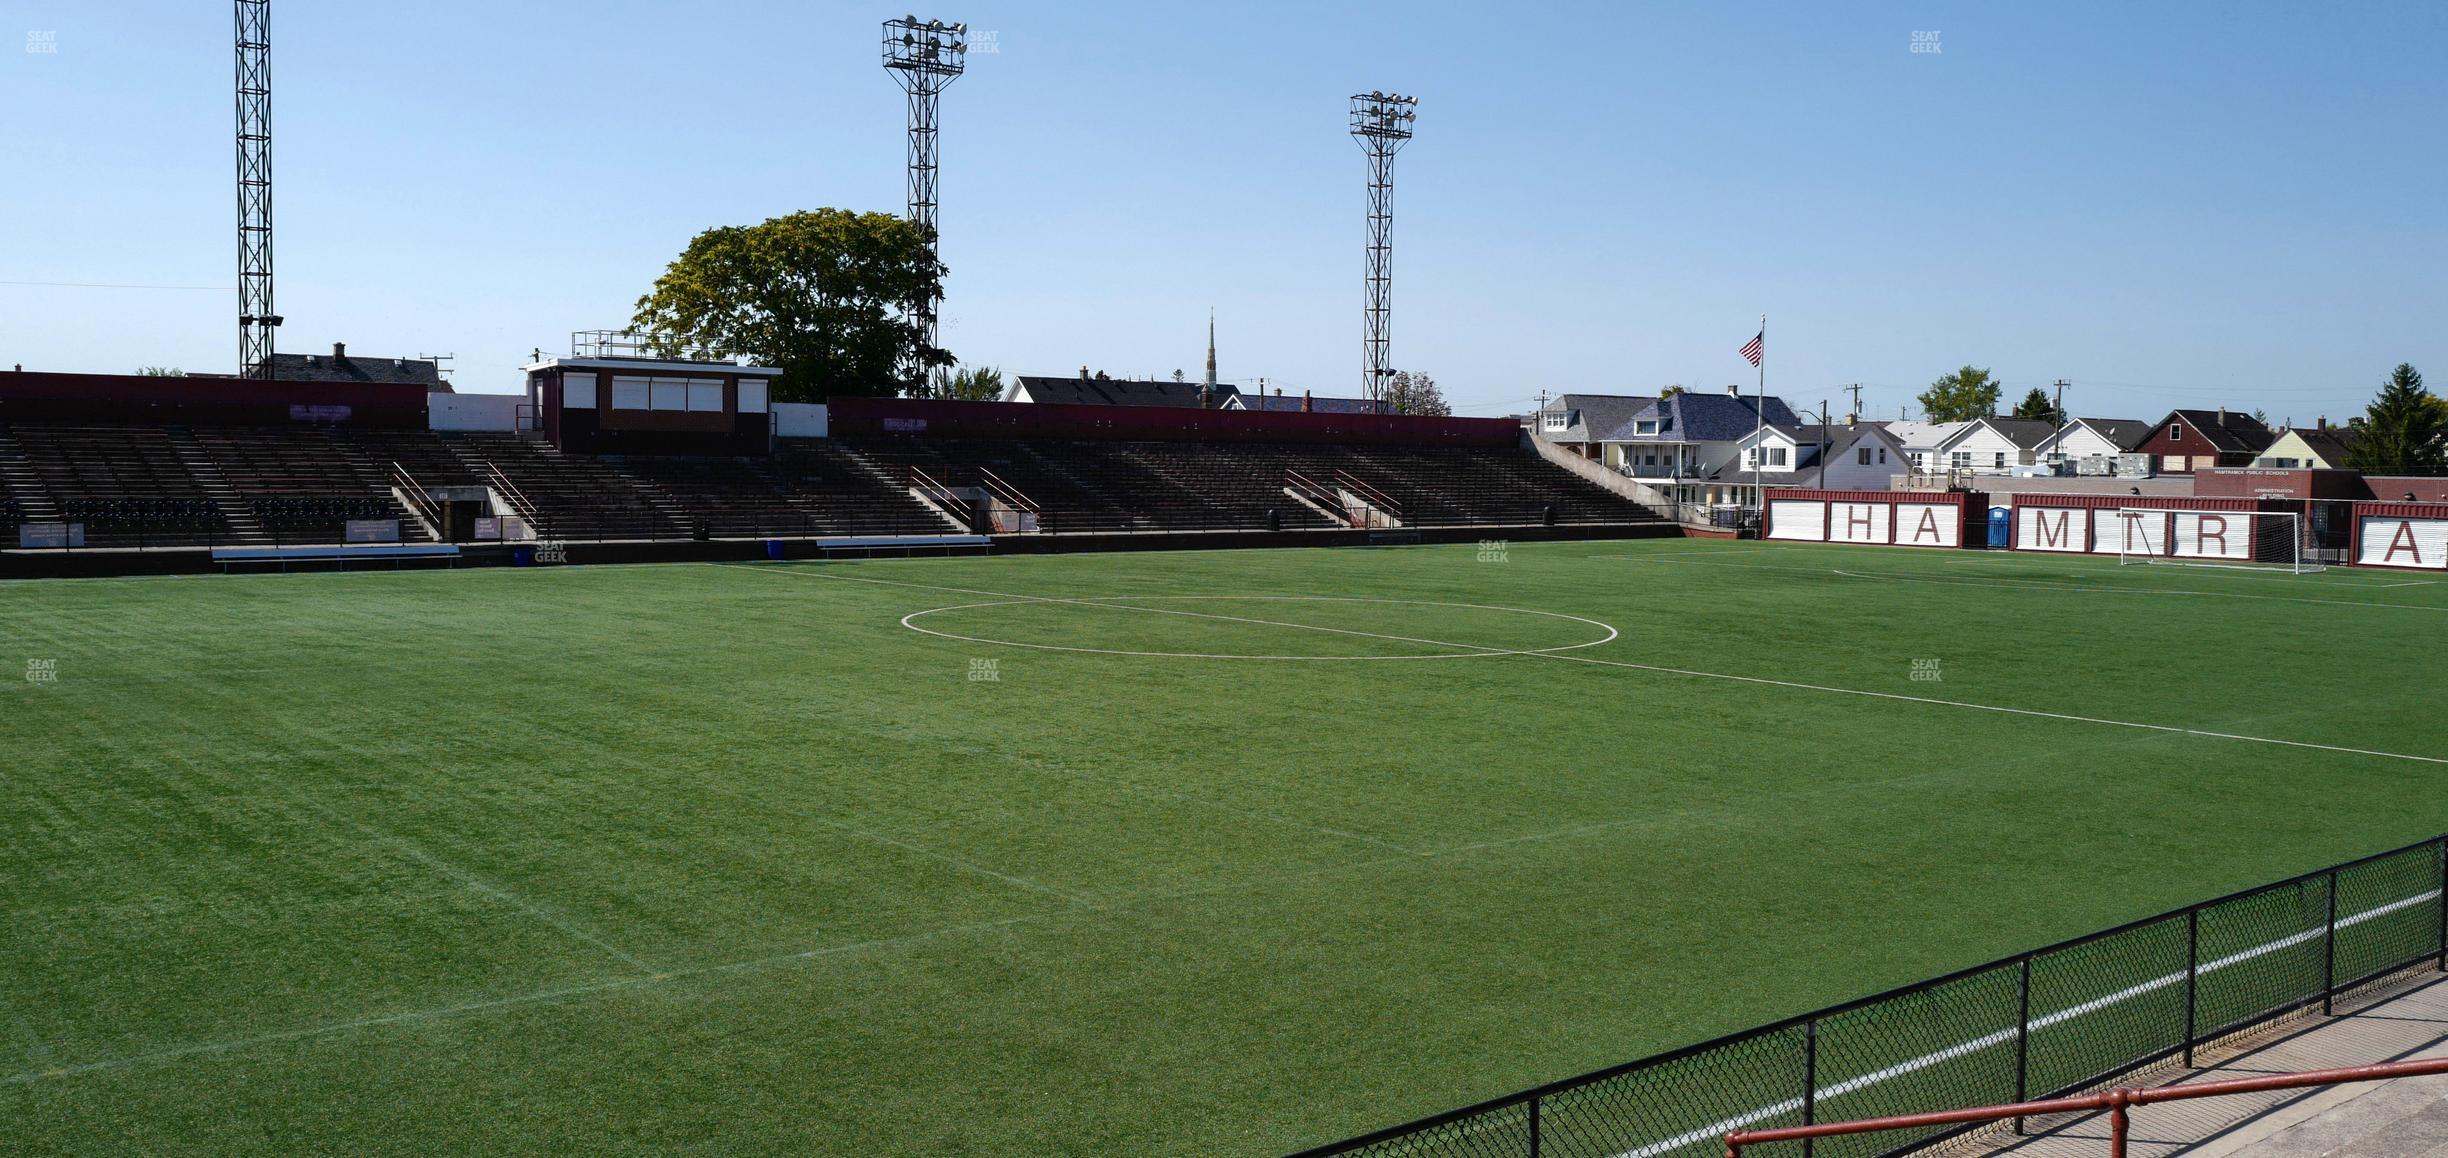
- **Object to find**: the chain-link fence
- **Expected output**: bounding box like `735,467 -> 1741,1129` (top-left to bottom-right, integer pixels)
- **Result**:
1289,836 -> 2447,1158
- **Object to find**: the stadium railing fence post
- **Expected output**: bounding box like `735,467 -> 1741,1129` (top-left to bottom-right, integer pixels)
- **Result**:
1801,1017 -> 1819,1158
1526,1093 -> 1541,1157
2183,909 -> 2201,1068
2013,953 -> 2033,1134
2437,835 -> 2448,972
2322,869 -> 2339,1016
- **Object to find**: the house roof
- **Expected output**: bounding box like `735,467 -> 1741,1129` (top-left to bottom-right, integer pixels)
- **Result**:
1535,393 -> 1656,441
1604,391 -> 1799,442
2068,417 -> 2152,451
1239,393 -> 1389,415
2154,409 -> 2277,453
1010,376 -> 1231,407
260,352 -> 447,388
1883,421 -> 1967,450
1930,417 -> 2060,453
2274,426 -> 2359,463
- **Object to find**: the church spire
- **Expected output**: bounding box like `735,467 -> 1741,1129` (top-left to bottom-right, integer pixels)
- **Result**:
1204,308 -> 1217,390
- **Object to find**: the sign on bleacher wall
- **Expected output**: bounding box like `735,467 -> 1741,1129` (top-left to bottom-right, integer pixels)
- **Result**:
1765,495 -> 1963,547
1765,501 -> 1825,540
2359,518 -> 2448,570
2016,507 -> 2087,553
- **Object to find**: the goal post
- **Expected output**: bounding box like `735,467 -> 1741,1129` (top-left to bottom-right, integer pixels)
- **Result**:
2113,507 -> 2323,573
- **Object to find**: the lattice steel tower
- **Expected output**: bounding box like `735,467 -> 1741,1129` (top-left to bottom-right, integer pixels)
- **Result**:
1350,91 -> 1417,402
234,0 -> 279,379
882,16 -> 967,392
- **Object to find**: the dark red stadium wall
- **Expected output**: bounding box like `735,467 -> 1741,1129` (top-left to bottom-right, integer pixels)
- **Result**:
824,397 -> 1522,447
2363,477 -> 2448,504
2192,468 -> 2366,500
0,371 -> 427,428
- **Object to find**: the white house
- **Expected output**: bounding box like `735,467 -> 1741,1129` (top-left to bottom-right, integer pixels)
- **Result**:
2036,417 -> 2151,463
1597,389 -> 1801,508
1929,418 -> 2059,475
1884,421 -> 1969,474
1819,424 -> 1910,490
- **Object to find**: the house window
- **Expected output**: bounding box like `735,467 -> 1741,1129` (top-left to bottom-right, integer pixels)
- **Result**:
1857,447 -> 1872,465
562,372 -> 597,409
1910,451 -> 1925,468
1769,447 -> 1788,467
1542,411 -> 1569,432
1994,452 -> 2007,469
1635,420 -> 1658,435
1878,448 -> 1888,464
1951,451 -> 1971,469
2170,425 -> 2183,441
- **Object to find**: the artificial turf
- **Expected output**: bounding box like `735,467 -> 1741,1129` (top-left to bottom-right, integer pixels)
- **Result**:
2,539 -> 2444,1155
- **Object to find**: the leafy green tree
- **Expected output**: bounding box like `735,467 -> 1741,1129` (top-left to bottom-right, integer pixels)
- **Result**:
1385,370 -> 1451,416
2345,363 -> 2448,474
941,365 -> 1006,402
135,366 -> 185,377
630,209 -> 947,401
2010,386 -> 2061,424
1917,366 -> 2002,423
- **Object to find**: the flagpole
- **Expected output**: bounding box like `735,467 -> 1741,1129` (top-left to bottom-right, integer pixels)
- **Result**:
1753,313 -> 1766,519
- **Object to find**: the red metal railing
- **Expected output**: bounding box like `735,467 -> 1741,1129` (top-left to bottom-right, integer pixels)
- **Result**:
1724,1056 -> 2448,1157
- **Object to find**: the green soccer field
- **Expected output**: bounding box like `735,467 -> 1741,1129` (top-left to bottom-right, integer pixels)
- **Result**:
4,540 -> 2445,1155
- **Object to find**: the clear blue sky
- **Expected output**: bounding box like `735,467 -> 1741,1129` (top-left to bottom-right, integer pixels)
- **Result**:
5,1 -> 2445,424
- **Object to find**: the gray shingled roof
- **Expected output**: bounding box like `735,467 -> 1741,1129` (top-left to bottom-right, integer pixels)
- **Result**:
2073,417 -> 2151,451
1535,394 -> 1656,442
259,352 -> 446,388
1606,392 -> 1800,442
1982,418 -> 2061,450
1013,376 -> 1233,407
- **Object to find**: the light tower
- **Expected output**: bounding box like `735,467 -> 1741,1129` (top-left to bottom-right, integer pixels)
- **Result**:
234,0 -> 279,378
882,16 -> 967,393
1350,91 -> 1417,402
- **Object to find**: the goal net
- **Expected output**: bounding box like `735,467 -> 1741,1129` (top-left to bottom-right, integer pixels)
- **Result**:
2112,508 -> 2324,573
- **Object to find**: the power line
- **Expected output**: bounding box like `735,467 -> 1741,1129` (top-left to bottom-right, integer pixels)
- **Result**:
0,279 -> 233,291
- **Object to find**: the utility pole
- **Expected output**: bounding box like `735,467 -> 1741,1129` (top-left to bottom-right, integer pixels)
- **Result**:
2052,378 -> 2070,424
1842,383 -> 1863,423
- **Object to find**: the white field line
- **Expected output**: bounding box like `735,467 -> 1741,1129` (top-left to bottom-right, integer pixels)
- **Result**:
0,913 -> 1046,1087
1593,553 -> 2448,613
1608,888 -> 2442,1158
900,596 -> 1616,661
727,563 -> 2448,766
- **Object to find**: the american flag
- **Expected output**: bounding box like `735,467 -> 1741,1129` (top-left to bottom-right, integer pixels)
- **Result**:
1739,329 -> 1764,367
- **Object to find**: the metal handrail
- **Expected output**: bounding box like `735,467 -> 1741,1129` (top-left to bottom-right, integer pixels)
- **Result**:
1725,1055 -> 2448,1157
390,461 -> 441,528
977,467 -> 1038,515
483,461 -> 540,527
1331,468 -> 1401,512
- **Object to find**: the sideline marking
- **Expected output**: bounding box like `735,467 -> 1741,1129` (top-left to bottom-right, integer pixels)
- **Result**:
1597,552 -> 2448,612
729,563 -> 2447,766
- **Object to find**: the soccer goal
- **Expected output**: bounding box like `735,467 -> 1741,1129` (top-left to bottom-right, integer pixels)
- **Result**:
2112,507 -> 2325,573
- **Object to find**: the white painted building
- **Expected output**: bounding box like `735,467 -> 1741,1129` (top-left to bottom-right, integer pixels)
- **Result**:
1884,421 -> 1969,475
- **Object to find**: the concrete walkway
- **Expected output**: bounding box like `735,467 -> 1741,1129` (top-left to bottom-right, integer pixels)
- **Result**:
1965,969 -> 2448,1157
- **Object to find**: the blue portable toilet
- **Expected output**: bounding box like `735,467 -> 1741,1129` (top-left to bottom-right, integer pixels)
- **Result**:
765,539 -> 786,561
1987,507 -> 2011,549
513,545 -> 535,566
